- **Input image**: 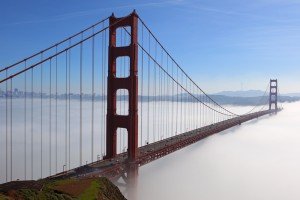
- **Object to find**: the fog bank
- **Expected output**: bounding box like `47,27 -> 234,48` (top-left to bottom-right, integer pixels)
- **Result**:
125,101 -> 300,200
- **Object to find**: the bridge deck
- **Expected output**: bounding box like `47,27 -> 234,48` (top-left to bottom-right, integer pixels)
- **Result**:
48,109 -> 277,181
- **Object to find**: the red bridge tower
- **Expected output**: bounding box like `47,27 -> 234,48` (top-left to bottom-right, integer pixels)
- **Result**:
106,11 -> 139,162
269,79 -> 278,110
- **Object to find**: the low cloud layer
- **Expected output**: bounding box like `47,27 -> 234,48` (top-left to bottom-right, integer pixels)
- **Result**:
124,101 -> 300,200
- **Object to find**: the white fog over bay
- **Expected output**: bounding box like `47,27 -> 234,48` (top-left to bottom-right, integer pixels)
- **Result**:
1,99 -> 299,200
124,101 -> 300,200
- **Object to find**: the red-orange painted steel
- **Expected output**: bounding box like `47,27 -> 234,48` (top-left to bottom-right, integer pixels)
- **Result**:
106,11 -> 139,161
269,79 -> 278,110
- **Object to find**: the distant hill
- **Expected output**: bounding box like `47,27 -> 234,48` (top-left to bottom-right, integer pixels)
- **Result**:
208,90 -> 300,105
208,95 -> 299,106
213,90 -> 265,97
285,93 -> 300,97
136,92 -> 300,106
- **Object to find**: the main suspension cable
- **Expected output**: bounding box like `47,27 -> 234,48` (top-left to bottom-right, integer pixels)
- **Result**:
137,17 -> 270,117
0,17 -> 109,74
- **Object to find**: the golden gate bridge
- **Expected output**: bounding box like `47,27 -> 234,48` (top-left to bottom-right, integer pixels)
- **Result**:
0,10 -> 280,184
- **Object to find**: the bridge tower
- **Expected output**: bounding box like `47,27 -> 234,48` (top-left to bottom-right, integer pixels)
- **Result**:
106,11 -> 139,162
269,79 -> 278,110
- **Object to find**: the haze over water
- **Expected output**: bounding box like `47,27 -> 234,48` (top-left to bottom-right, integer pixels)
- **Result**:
1,99 -> 299,200
123,101 -> 300,200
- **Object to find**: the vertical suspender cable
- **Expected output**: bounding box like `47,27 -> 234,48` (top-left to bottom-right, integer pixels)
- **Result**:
204,94 -> 206,126
166,56 -> 169,137
183,75 -> 186,131
103,27 -> 107,157
184,75 -> 189,132
188,81 -> 190,130
204,96 -> 206,126
5,69 -> 8,182
101,24 -> 105,157
200,93 -> 202,127
191,83 -> 193,129
203,95 -> 205,126
49,59 -> 52,176
204,94 -> 206,124
160,48 -> 163,138
65,51 -> 68,169
31,67 -> 33,179
80,34 -> 83,166
190,82 -> 192,130
214,103 -> 216,124
24,60 -> 27,179
102,26 -> 105,157
195,86 -> 197,128
199,92 -> 201,128
189,79 -> 191,129
153,41 -> 157,142
40,53 -> 43,178
55,46 -> 58,173
195,87 -> 197,128
147,32 -> 150,143
160,48 -> 163,139
140,25 -> 144,146
190,81 -> 192,130
197,91 -> 199,128
201,92 -> 205,126
68,40 -> 71,169
123,29 -> 126,151
157,48 -> 160,140
91,27 -> 95,161
191,84 -> 193,129
105,28 -> 108,156
104,28 -> 108,156
206,96 -> 208,125
194,85 -> 199,129
10,79 -> 13,181
176,66 -> 178,135
181,72 -> 183,133
162,52 -> 165,138
191,85 -> 197,130
171,61 -> 174,136
193,86 -> 195,128
197,89 -> 199,128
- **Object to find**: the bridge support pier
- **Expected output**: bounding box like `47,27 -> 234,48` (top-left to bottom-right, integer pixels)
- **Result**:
105,11 -> 139,162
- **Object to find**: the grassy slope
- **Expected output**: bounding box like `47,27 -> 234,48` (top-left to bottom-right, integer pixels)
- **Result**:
0,177 -> 126,200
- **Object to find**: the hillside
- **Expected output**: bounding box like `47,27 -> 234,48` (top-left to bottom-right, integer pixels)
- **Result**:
0,177 -> 126,200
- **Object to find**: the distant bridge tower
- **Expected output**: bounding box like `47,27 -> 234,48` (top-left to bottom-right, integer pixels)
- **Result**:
106,11 -> 139,162
269,79 -> 278,110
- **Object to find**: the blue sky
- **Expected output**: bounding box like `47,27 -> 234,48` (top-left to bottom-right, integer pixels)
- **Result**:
0,0 -> 299,93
